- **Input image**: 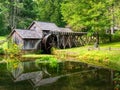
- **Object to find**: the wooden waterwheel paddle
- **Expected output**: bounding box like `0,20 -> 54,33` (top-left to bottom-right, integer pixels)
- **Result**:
42,34 -> 57,53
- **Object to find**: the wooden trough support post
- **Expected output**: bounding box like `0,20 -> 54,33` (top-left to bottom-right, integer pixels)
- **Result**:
59,33 -> 66,49
72,33 -> 78,47
62,34 -> 66,49
46,31 -> 96,50
56,34 -> 60,48
63,33 -> 71,48
57,32 -> 86,48
68,35 -> 72,48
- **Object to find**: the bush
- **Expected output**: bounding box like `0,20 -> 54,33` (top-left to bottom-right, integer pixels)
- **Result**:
35,56 -> 58,68
6,59 -> 23,72
99,34 -> 111,43
35,50 -> 44,54
5,43 -> 21,57
50,47 -> 57,55
112,31 -> 120,42
0,47 -> 4,55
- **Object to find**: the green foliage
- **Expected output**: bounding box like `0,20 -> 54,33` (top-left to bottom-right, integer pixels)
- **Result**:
35,50 -> 44,54
0,36 -> 8,49
50,47 -> 57,55
112,31 -> 120,42
0,0 -> 35,35
0,47 -> 4,55
5,42 -> 21,57
33,0 -> 66,27
113,72 -> 120,90
35,56 -> 58,68
61,0 -> 116,33
1,0 -> 120,43
0,0 -> 24,34
17,0 -> 36,29
0,1 -> 9,35
99,34 -> 111,43
6,58 -> 23,72
0,62 -> 7,72
0,0 -> 120,37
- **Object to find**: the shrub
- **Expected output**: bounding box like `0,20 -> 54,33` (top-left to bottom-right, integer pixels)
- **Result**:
6,58 -> 23,73
35,50 -> 44,54
35,56 -> 58,68
99,34 -> 111,43
112,31 -> 120,42
5,43 -> 21,57
0,47 -> 4,55
50,47 -> 57,55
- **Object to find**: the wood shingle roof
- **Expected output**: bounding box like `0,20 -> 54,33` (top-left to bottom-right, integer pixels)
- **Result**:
29,21 -> 60,31
59,27 -> 73,32
14,29 -> 42,39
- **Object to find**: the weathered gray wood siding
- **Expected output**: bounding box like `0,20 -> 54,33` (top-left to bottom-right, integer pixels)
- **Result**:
12,32 -> 24,47
23,39 -> 39,50
12,32 -> 40,50
29,24 -> 43,37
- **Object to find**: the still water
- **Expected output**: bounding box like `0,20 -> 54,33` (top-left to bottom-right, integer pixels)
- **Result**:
0,59 -> 114,90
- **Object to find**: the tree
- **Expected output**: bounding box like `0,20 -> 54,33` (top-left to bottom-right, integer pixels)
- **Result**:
33,0 -> 66,27
111,0 -> 120,31
61,0 -> 120,43
0,1 -> 9,35
17,0 -> 36,29
0,0 -> 36,35
61,0 -> 114,32
0,0 -> 23,35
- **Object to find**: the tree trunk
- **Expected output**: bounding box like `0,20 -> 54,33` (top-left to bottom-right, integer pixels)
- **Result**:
109,34 -> 112,42
96,32 -> 99,44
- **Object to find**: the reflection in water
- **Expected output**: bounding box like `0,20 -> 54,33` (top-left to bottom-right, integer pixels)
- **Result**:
0,58 -> 114,90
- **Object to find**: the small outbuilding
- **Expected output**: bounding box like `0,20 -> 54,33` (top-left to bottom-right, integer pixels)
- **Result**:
9,21 -> 73,52
9,29 -> 42,50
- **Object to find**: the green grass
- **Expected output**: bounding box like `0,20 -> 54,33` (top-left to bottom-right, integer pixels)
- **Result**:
100,42 -> 120,48
0,36 -> 5,40
23,42 -> 120,71
0,36 -> 6,40
22,54 -> 54,58
0,36 -> 8,49
54,42 -> 120,71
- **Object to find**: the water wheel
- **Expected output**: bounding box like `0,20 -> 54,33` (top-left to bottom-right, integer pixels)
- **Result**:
42,34 -> 57,53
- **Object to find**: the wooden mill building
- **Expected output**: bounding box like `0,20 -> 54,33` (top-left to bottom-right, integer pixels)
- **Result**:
9,21 -> 73,51
9,21 -> 95,53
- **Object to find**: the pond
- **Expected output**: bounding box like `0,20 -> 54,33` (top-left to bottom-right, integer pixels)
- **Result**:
0,57 -> 117,90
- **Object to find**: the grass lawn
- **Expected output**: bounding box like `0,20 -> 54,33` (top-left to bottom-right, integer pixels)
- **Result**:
0,36 -> 6,40
53,42 -> 120,71
23,42 -> 120,71
100,42 -> 120,48
22,54 -> 54,58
